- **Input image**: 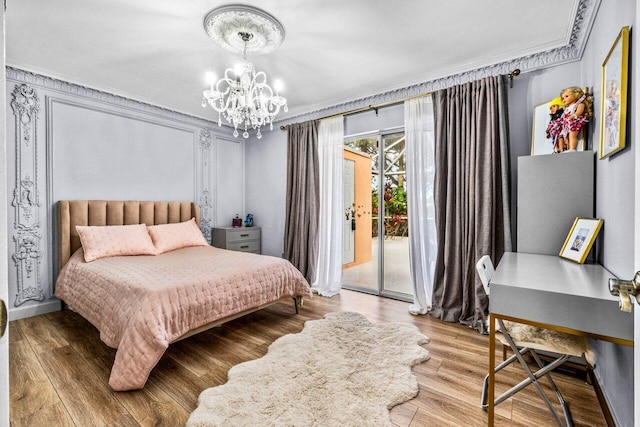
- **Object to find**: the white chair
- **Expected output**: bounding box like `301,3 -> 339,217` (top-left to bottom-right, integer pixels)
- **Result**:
477,255 -> 591,427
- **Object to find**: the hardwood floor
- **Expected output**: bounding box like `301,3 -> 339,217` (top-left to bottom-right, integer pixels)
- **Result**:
9,290 -> 606,426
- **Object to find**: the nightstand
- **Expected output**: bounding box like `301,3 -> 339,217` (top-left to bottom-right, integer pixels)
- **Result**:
211,226 -> 261,254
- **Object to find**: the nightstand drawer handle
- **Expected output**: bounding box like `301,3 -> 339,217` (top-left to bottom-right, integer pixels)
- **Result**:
240,245 -> 249,249
240,233 -> 249,237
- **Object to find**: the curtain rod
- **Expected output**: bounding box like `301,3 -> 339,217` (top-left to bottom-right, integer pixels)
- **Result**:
279,91 -> 431,131
279,68 -> 520,130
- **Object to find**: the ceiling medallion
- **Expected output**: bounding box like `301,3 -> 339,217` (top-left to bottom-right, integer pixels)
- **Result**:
201,4 -> 288,139
203,4 -> 285,55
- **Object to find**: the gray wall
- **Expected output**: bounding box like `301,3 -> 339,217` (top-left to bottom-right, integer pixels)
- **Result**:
244,127 -> 289,257
506,1 -> 636,425
6,69 -> 244,320
584,3 -> 635,426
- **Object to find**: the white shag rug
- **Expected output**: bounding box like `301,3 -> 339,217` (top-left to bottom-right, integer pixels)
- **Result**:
187,311 -> 430,427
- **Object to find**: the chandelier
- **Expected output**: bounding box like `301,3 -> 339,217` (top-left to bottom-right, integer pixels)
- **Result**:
201,5 -> 288,139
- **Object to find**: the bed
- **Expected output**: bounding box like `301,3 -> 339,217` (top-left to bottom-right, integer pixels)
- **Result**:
54,200 -> 312,391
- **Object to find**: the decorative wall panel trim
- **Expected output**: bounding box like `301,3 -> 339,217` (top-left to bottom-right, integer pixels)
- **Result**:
10,83 -> 45,306
198,129 -> 214,241
277,0 -> 600,127
6,66 -> 221,131
44,96 -> 203,138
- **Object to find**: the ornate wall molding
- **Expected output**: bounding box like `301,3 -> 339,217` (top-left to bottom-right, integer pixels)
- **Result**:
198,129 -> 214,241
6,66 -> 221,132
10,84 -> 45,306
277,0 -> 600,127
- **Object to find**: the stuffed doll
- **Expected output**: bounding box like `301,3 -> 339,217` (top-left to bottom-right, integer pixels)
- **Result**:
545,97 -> 565,152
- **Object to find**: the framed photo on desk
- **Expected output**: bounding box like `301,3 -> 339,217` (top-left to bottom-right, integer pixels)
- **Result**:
559,217 -> 603,263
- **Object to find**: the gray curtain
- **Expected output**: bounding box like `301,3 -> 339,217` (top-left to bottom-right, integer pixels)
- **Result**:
430,75 -> 512,334
284,120 -> 320,285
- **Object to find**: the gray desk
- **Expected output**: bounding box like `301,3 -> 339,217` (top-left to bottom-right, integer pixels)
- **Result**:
487,252 -> 634,426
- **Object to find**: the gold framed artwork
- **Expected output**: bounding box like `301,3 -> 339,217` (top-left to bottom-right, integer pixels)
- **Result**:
559,217 -> 603,264
599,26 -> 629,159
531,99 -> 586,155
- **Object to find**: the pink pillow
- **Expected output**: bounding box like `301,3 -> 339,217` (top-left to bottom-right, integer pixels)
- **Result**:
147,218 -> 208,253
76,223 -> 158,262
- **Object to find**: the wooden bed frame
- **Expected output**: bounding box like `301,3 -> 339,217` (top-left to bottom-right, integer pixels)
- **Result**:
57,200 -> 302,344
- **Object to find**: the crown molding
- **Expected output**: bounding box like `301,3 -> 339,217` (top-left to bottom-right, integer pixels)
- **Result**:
278,0 -> 600,127
5,66 -> 221,130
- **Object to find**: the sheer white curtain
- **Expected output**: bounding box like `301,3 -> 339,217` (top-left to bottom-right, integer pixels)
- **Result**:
405,96 -> 437,315
311,116 -> 344,296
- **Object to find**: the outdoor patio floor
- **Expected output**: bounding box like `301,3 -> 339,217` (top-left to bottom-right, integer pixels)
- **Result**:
342,237 -> 413,296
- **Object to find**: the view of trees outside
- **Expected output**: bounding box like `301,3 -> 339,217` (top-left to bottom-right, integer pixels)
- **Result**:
345,135 -> 407,238
343,133 -> 412,297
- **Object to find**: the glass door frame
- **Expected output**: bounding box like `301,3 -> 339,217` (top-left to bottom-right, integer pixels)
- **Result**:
342,127 -> 411,303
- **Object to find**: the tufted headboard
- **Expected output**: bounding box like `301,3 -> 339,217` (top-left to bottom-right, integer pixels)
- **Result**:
58,200 -> 200,270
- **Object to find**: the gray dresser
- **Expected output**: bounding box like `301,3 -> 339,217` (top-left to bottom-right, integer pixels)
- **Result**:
211,226 -> 261,254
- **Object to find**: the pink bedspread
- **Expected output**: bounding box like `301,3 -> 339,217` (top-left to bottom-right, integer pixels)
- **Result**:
55,245 -> 311,391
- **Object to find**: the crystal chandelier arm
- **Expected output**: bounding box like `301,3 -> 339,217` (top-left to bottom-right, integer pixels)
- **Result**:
268,103 -> 282,116
216,68 -> 237,94
205,69 -> 238,113
252,71 -> 268,87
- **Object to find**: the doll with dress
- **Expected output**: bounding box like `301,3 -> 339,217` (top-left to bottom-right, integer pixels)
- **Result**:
545,97 -> 565,153
557,86 -> 593,152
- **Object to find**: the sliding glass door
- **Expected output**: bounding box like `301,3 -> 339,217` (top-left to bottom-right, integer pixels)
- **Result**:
342,130 -> 411,301
380,133 -> 411,296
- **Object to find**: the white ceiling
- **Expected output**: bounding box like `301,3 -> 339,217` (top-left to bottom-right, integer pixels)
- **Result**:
7,0 -> 582,123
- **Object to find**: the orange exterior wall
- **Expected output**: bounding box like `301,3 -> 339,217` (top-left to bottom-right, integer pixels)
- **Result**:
343,149 -> 372,269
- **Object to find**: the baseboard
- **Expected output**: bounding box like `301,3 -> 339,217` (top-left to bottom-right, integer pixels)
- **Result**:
590,369 -> 617,427
8,299 -> 61,321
